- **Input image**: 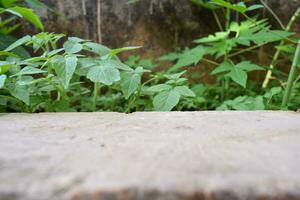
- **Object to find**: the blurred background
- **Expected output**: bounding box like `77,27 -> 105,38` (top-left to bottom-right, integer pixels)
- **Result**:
24,0 -> 300,60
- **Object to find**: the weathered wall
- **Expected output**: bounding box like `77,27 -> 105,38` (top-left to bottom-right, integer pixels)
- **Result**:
36,0 -> 214,58
32,0 -> 300,59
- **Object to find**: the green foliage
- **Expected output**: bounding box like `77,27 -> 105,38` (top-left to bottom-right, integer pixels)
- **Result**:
217,96 -> 265,110
158,0 -> 299,111
147,71 -> 195,111
211,61 -> 263,87
210,0 -> 263,13
1,0 -> 300,113
0,33 -> 195,112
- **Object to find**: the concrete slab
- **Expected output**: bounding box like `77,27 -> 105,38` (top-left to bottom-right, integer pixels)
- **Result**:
0,111 -> 300,200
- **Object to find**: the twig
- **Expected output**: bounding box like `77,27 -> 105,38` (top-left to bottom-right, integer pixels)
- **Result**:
97,0 -> 102,43
259,0 -> 285,29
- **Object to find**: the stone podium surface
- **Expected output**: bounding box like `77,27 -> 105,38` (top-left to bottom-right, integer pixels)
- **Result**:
0,112 -> 299,200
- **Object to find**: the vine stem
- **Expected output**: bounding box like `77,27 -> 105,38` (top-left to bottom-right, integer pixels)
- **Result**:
281,40 -> 300,109
93,82 -> 100,112
262,7 -> 300,88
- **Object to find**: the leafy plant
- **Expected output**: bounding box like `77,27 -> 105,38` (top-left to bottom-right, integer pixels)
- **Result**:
158,0 -> 299,111
0,32 -> 195,112
1,0 -> 299,113
146,71 -> 195,111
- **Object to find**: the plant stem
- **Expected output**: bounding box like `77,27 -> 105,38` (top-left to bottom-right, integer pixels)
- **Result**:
57,91 -> 61,101
125,95 -> 136,113
281,40 -> 300,109
259,0 -> 285,29
225,7 -> 231,30
202,58 -> 220,66
294,74 -> 300,85
229,43 -> 266,58
93,82 -> 100,112
142,77 -> 156,87
262,7 -> 300,88
212,10 -> 224,32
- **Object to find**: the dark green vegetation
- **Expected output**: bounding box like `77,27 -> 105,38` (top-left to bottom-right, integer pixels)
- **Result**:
0,0 -> 299,112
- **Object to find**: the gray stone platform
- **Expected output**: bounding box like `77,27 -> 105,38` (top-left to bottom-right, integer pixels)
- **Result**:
0,112 -> 300,200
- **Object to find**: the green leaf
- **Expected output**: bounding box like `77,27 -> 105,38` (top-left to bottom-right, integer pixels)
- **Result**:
17,76 -> 34,85
52,55 -> 78,89
238,30 -> 294,45
87,64 -> 120,85
125,55 -> 140,66
138,59 -> 158,69
153,89 -> 180,111
211,62 -> 232,75
236,61 -> 264,72
64,55 -> 78,88
120,69 -> 142,99
0,61 -> 14,74
194,31 -> 229,43
76,58 -> 98,76
0,75 -> 6,88
3,8 -> 22,17
108,46 -> 141,58
228,67 -> 247,88
0,51 -> 18,57
101,59 -> 133,71
63,40 -> 83,54
211,0 -> 247,13
275,44 -> 295,54
8,6 -> 44,30
190,0 -> 217,10
0,0 -> 19,8
165,71 -> 186,80
232,96 -> 265,110
147,84 -> 172,93
10,84 -> 30,105
264,87 -> 282,99
247,4 -> 264,11
171,46 -> 207,71
48,48 -> 64,57
174,86 -> 196,97
0,35 -> 30,58
5,35 -> 31,51
217,96 -> 265,110
48,100 -> 75,112
212,61 -> 262,87
84,42 -> 111,56
207,40 -> 237,58
158,53 -> 180,61
13,66 -> 47,76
